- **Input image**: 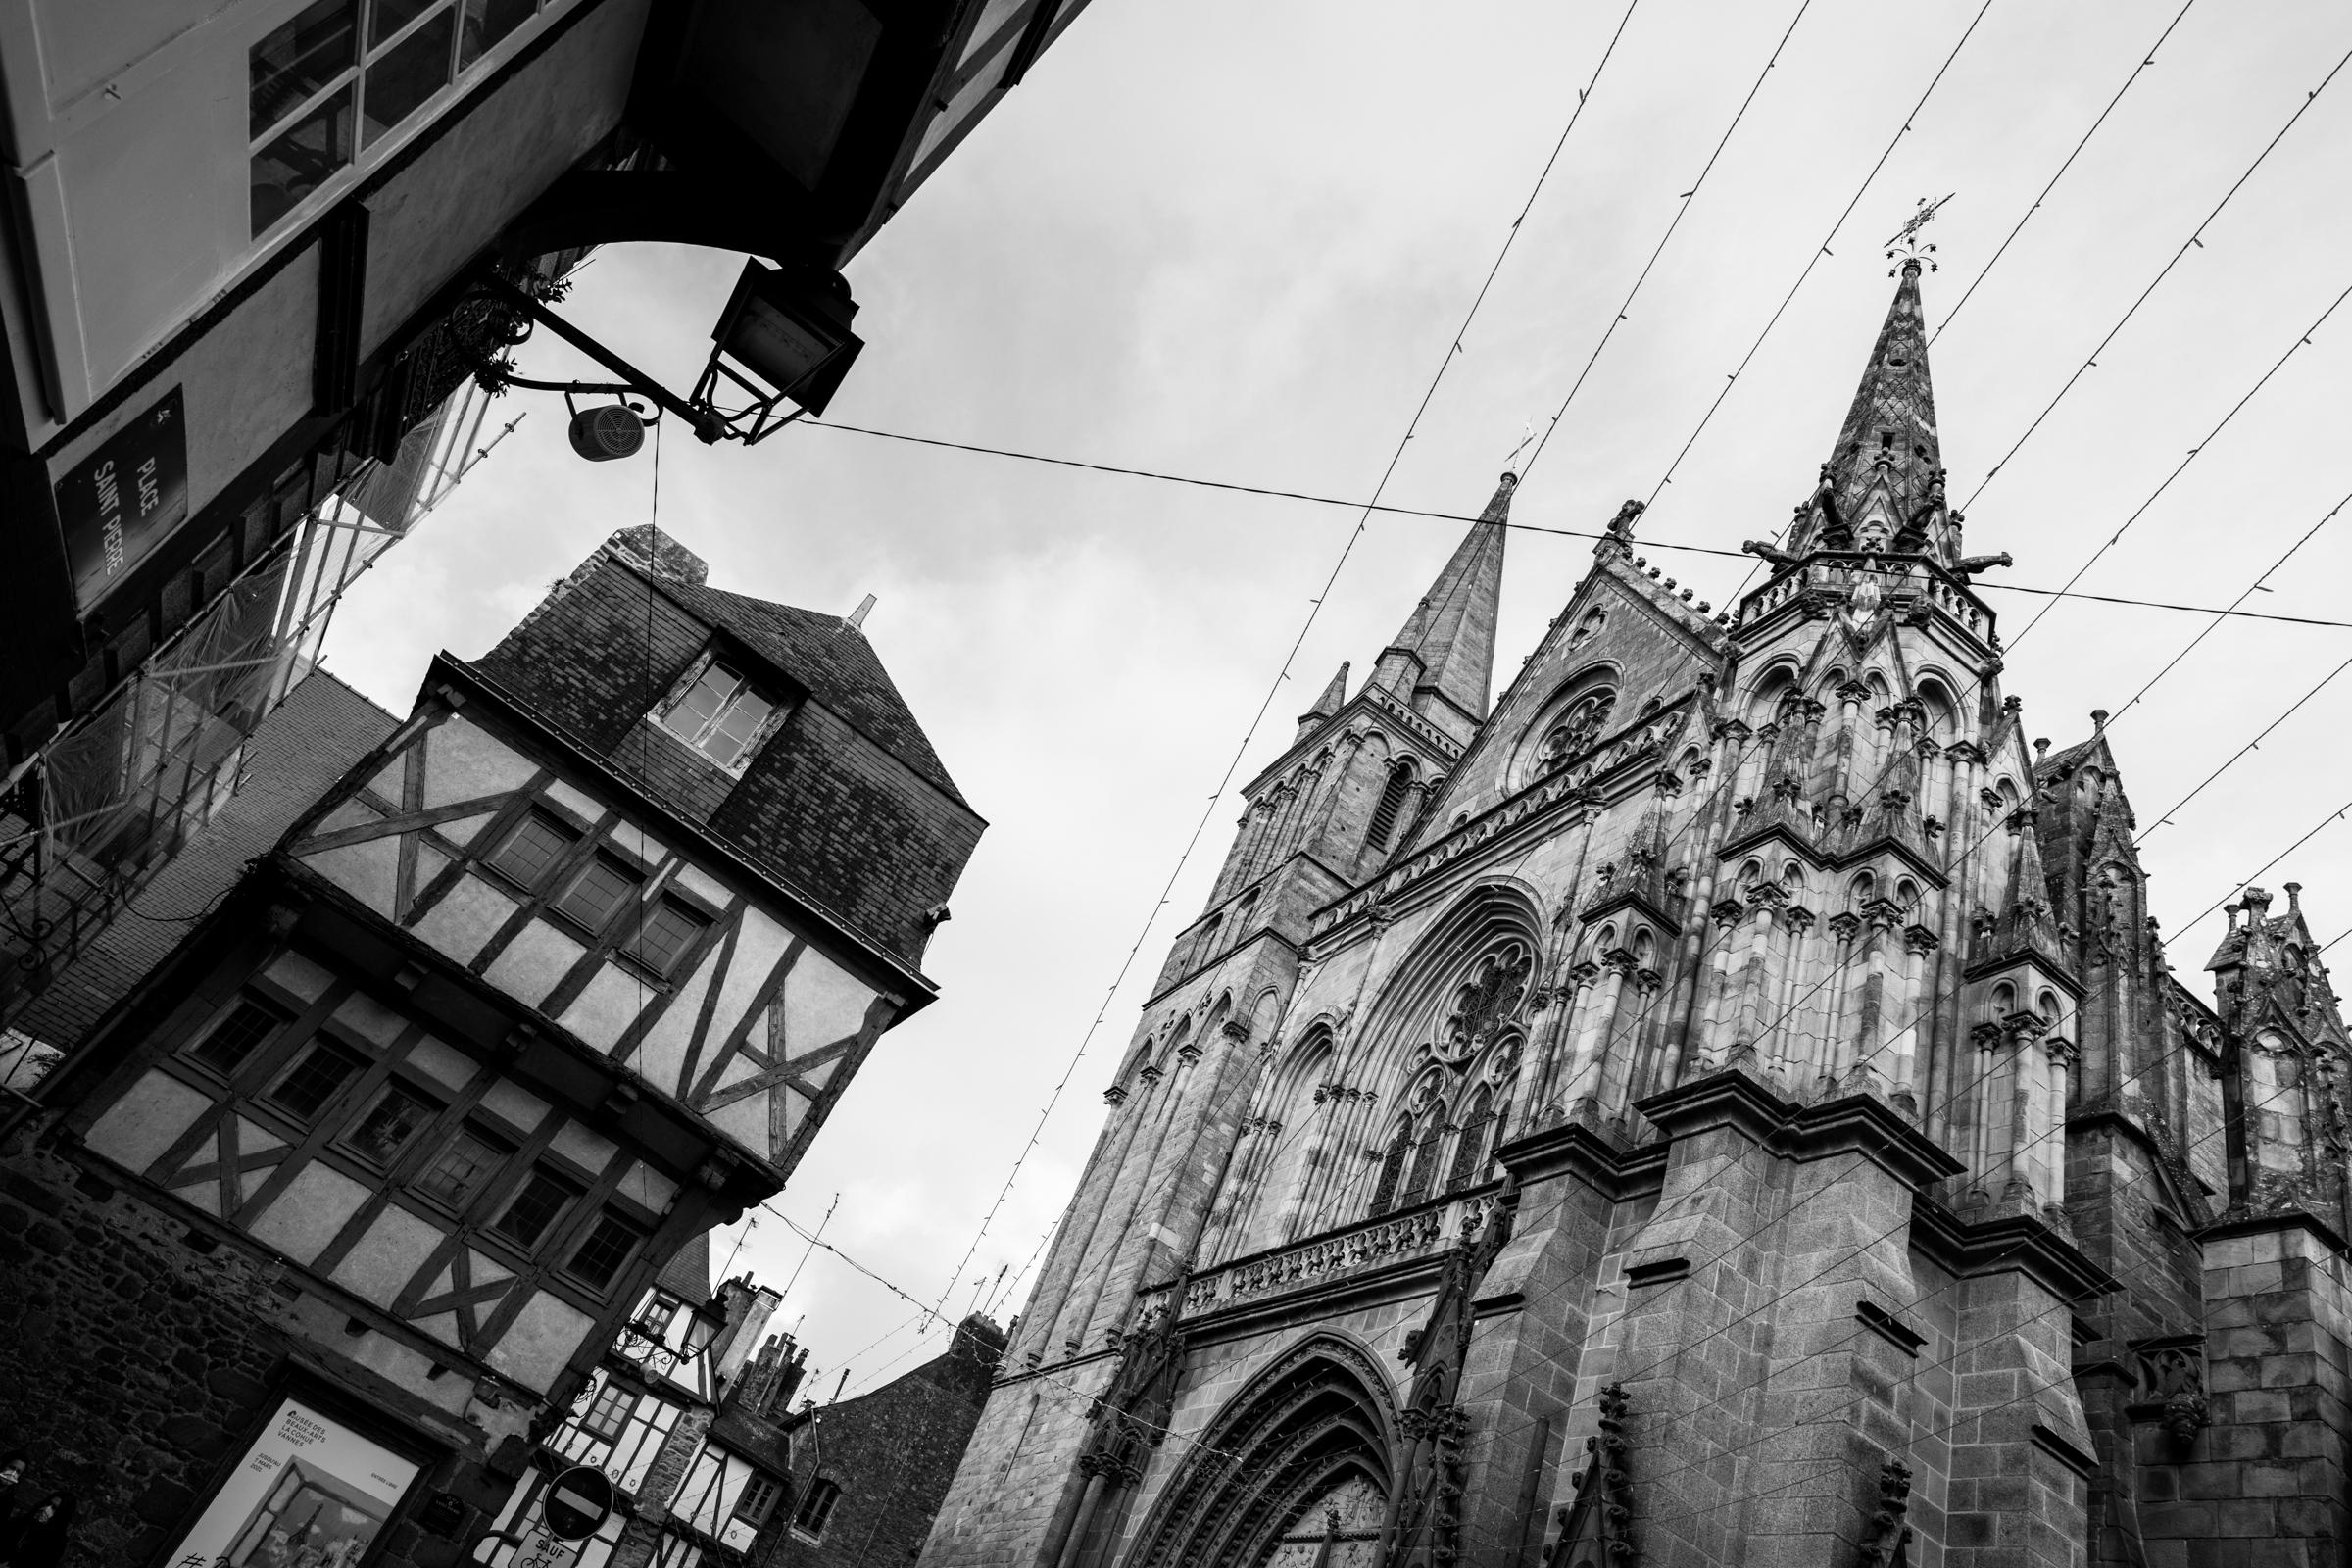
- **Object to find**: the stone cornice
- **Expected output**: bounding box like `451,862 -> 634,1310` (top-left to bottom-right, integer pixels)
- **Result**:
1908,1200 -> 2115,1303
1494,1117 -> 1670,1201
1635,1070 -> 1965,1192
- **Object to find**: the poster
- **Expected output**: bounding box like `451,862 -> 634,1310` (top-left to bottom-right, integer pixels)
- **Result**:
164,1396 -> 420,1568
54,383 -> 189,611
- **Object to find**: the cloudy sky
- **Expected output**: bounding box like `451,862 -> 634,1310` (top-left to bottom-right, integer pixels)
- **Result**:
325,0 -> 2352,1395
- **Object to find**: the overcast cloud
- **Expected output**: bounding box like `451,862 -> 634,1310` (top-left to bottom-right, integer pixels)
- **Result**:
322,0 -> 2352,1395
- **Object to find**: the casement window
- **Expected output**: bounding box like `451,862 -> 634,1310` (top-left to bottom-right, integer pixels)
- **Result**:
265,1040 -> 367,1122
659,663 -> 777,769
630,898 -> 711,978
734,1474 -> 783,1528
493,1168 -> 579,1250
579,1378 -> 637,1443
346,1084 -> 440,1166
484,809 -> 584,892
635,1296 -> 680,1341
415,1124 -> 508,1209
792,1479 -> 841,1542
555,854 -> 645,933
248,0 -> 546,237
565,1211 -> 645,1293
188,996 -> 290,1077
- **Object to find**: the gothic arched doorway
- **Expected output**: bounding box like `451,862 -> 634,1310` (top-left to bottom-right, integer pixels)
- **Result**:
1123,1334 -> 1398,1568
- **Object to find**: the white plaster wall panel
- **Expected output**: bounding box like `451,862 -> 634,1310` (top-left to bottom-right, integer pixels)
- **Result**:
673,864 -> 729,908
780,943 -> 871,1053
468,1250 -> 514,1287
616,1161 -> 678,1213
556,962 -> 642,1055
247,1162 -> 371,1264
544,777 -> 601,822
330,1205 -> 447,1306
362,756 -> 405,802
700,907 -> 794,1068
237,1159 -> 280,1207
620,956 -> 715,1089
421,716 -> 538,808
312,799 -> 379,836
414,1311 -> 463,1350
793,1056 -> 841,1096
267,950 -> 336,1001
772,1093 -> 808,1147
704,1095 -> 769,1155
550,1119 -> 617,1175
611,820 -> 672,866
486,1291 -> 598,1394
406,1035 -> 476,1093
440,811 -> 496,847
85,1071 -> 210,1174
477,1078 -> 550,1136
309,836 -> 400,916
414,843 -> 452,897
334,991 -> 409,1047
411,875 -> 518,968
231,1114 -> 286,1158
483,919 -> 586,1010
347,1329 -> 470,1415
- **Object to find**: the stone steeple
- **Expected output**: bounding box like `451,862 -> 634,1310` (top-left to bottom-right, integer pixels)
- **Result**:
1371,472 -> 1513,741
1767,258 -> 1974,572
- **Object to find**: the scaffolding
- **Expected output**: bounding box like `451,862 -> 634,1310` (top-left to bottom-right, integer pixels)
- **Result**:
0,379 -> 514,1033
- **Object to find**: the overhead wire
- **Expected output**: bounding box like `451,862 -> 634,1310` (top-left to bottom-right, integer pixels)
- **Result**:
1959,38 -> 2352,513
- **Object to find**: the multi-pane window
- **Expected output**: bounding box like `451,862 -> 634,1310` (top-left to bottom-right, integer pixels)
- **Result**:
346,1084 -> 438,1165
579,1378 -> 637,1442
637,1297 -> 680,1340
793,1479 -> 841,1541
565,1211 -> 644,1293
659,664 -> 777,769
265,1041 -> 366,1121
188,997 -> 289,1077
734,1474 -> 783,1528
556,855 -> 644,933
248,0 -> 549,236
493,1169 -> 577,1250
486,810 -> 583,892
416,1125 -> 506,1209
631,899 -> 710,978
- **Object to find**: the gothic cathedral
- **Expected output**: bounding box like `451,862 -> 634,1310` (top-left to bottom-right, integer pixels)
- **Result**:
922,261 -> 2352,1568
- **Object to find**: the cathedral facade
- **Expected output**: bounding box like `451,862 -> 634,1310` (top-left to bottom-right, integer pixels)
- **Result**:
921,262 -> 2352,1568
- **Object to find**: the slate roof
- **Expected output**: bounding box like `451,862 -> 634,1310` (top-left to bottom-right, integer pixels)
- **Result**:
663,579 -> 967,808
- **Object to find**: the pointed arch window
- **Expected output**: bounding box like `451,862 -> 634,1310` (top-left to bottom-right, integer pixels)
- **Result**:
1399,1112 -> 1446,1209
1369,1118 -> 1411,1216
1366,762 -> 1417,852
1446,1084 -> 1496,1193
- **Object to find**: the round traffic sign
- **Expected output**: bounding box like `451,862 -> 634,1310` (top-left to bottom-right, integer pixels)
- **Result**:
543,1466 -> 615,1542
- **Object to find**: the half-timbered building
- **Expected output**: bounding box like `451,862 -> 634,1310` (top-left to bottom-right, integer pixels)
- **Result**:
0,522 -> 980,1568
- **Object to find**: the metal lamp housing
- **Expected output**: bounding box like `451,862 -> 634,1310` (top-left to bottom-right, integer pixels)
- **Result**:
709,260 -> 864,420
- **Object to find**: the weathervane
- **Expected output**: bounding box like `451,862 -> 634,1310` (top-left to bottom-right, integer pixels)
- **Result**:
1885,193 -> 1953,275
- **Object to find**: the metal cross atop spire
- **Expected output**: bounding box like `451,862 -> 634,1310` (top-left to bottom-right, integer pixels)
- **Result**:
1500,420 -> 1539,481
1885,193 -> 1953,275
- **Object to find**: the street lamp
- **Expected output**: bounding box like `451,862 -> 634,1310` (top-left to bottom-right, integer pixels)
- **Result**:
694,260 -> 865,440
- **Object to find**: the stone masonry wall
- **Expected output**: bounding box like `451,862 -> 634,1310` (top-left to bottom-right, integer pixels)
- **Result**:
0,1143 -> 507,1568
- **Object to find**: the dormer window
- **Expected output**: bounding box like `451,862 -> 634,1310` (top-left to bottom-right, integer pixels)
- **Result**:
660,662 -> 776,768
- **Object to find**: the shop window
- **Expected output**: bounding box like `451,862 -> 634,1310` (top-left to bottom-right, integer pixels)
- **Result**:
566,1211 -> 645,1293
556,855 -> 646,933
493,1169 -> 578,1250
631,898 -> 711,978
416,1124 -> 507,1209
188,996 -> 290,1077
484,810 -> 583,893
659,664 -> 778,769
461,0 -> 536,63
265,1041 -> 366,1122
346,1084 -> 438,1165
793,1479 -> 841,1542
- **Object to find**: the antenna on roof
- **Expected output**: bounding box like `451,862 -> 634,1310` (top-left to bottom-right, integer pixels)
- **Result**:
846,593 -> 877,632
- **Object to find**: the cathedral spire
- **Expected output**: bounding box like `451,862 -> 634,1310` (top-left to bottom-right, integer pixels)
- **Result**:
1795,258 -> 1952,563
1372,471 -> 1512,738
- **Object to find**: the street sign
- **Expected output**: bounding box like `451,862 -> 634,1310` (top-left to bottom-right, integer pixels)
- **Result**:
543,1466 -> 615,1542
512,1529 -> 580,1568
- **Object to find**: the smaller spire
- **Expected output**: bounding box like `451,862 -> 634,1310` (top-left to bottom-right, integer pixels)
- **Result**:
1370,469 -> 1514,741
1295,662 -> 1350,742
